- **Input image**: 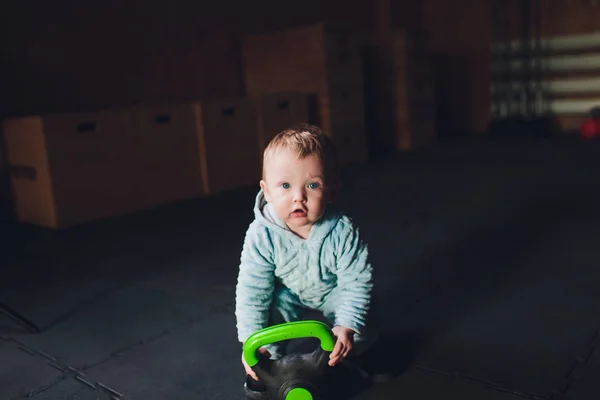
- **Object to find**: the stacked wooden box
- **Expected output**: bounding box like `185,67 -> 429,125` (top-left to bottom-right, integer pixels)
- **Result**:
2,98 -> 262,229
365,30 -> 437,153
243,23 -> 368,166
392,31 -> 436,150
127,102 -> 205,209
195,97 -> 262,195
2,110 -> 141,229
5,23 -> 439,229
0,134 -> 10,221
255,92 -> 316,153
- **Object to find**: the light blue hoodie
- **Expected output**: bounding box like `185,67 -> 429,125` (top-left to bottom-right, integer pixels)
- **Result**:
234,190 -> 374,343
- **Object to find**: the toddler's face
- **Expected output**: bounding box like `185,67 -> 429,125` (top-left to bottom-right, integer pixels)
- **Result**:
260,148 -> 336,239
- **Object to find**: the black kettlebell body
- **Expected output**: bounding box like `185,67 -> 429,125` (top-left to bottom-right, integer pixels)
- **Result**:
243,321 -> 335,400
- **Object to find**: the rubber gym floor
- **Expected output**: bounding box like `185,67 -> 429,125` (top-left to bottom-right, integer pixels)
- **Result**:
1,136 -> 599,399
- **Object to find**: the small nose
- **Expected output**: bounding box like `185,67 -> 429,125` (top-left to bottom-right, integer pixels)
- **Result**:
293,187 -> 307,203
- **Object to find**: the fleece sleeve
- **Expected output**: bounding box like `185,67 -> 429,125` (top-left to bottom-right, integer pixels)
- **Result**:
332,219 -> 374,334
234,222 -> 276,343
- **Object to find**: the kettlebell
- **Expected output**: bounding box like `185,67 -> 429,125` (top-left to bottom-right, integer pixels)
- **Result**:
243,320 -> 336,400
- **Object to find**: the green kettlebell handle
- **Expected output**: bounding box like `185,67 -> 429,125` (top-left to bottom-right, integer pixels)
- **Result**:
243,320 -> 336,367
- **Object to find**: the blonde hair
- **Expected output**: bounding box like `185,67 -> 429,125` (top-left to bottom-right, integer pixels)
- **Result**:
263,123 -> 339,180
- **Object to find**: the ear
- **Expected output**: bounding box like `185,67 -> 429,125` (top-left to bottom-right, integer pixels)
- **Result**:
260,180 -> 272,202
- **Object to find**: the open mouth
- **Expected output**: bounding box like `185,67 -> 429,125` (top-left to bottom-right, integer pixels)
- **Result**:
291,208 -> 307,217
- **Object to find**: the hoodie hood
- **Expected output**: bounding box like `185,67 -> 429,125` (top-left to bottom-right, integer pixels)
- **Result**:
253,189 -> 341,242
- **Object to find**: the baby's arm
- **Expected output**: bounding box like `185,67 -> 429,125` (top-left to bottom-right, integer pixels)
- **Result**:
333,219 -> 374,335
234,222 -> 276,344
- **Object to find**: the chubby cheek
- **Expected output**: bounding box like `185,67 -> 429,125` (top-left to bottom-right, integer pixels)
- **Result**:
274,200 -> 292,219
308,193 -> 327,211
277,191 -> 295,207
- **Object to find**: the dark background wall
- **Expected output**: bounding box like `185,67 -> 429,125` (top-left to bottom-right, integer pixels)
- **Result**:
2,0 -> 598,130
0,0 -> 375,117
1,0 -> 599,222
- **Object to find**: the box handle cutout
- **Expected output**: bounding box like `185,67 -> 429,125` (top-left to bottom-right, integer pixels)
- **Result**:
222,107 -> 236,116
10,165 -> 37,181
155,114 -> 171,124
76,122 -> 97,133
278,101 -> 289,110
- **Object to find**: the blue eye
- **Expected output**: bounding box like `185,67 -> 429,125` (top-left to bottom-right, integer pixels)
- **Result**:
281,182 -> 291,189
308,182 -> 320,189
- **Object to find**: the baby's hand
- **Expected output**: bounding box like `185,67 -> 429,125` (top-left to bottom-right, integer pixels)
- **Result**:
329,325 -> 355,366
242,346 -> 270,381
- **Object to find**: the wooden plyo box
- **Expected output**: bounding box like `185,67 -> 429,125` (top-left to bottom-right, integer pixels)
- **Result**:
195,97 -> 262,195
364,30 -> 437,153
0,130 -> 10,221
2,110 -> 140,229
243,23 -> 368,166
3,98 -> 263,229
127,103 -> 206,208
131,99 -> 262,197
391,31 -> 437,150
255,92 -> 316,153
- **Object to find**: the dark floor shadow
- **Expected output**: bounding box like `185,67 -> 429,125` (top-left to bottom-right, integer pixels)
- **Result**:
272,327 -> 422,400
302,331 -> 423,399
0,186 -> 260,333
369,179 -> 595,383
323,363 -> 372,400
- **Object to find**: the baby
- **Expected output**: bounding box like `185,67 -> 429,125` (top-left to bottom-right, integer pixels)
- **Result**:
234,124 -> 376,391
